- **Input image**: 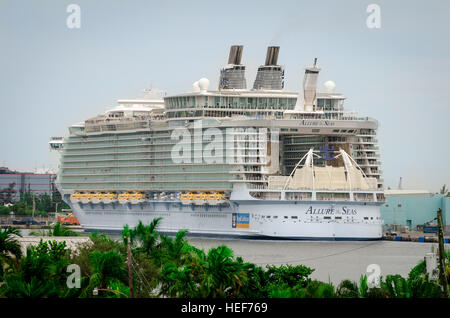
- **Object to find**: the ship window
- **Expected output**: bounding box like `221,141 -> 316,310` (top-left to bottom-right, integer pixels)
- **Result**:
335,216 -> 342,219
364,217 -> 369,220
291,216 -> 298,219
333,129 -> 339,133
284,216 -> 288,219
324,216 -> 331,219
273,216 -> 278,219
312,129 -> 320,133
266,216 -> 271,218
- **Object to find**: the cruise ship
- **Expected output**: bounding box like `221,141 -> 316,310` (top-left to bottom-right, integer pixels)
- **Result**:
51,45 -> 385,240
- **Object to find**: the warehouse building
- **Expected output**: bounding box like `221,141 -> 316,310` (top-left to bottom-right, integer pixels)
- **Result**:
380,190 -> 450,232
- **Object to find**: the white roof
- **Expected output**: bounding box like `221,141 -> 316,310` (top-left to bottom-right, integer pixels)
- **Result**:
384,189 -> 432,197
105,103 -> 164,114
167,90 -> 345,99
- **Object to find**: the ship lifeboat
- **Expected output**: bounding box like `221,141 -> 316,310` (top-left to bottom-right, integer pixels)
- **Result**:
180,192 -> 194,205
102,192 -> 118,204
118,192 -> 131,204
90,192 -> 102,204
80,192 -> 92,204
129,192 -> 147,204
206,192 -> 220,205
216,192 -> 227,205
193,192 -> 207,205
70,192 -> 81,204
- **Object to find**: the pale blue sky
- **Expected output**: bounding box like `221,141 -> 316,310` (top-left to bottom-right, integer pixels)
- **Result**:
0,0 -> 449,192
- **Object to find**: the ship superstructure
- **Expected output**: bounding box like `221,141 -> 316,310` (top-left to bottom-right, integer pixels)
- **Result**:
52,46 -> 384,239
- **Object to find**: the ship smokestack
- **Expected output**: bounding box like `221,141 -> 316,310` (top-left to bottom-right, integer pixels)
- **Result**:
293,58 -> 321,112
253,46 -> 284,90
265,46 -> 279,66
218,45 -> 247,90
228,45 -> 243,65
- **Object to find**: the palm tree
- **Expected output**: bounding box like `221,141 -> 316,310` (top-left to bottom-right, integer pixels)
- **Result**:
200,245 -> 248,298
0,227 -> 22,278
0,240 -> 74,298
440,185 -> 448,196
82,250 -> 128,297
158,230 -> 189,265
129,218 -> 162,256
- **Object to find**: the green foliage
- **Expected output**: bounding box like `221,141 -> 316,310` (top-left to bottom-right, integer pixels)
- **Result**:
297,280 -> 336,298
50,223 -> 78,237
159,244 -> 253,298
336,279 -> 359,298
265,264 -> 314,289
82,250 -> 128,297
29,222 -> 79,237
69,231 -> 125,287
0,191 -> 70,216
359,274 -> 369,298
0,227 -> 22,280
200,245 -> 249,298
0,183 -> 16,205
0,239 -> 73,298
2,217 -> 449,299
381,275 -> 411,298
126,218 -> 162,258
158,230 -> 189,265
408,259 -> 427,281
365,287 -> 390,298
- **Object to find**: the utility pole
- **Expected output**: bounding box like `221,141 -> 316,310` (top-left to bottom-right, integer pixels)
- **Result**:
127,236 -> 134,298
55,202 -> 58,221
32,194 -> 35,219
437,208 -> 448,297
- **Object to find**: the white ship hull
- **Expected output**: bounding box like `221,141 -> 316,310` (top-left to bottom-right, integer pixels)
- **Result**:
67,191 -> 383,240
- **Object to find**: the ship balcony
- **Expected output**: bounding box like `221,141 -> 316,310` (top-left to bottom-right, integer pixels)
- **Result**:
354,139 -> 378,144
247,184 -> 269,190
353,155 -> 380,160
359,162 -> 380,167
231,176 -> 266,182
356,133 -> 376,136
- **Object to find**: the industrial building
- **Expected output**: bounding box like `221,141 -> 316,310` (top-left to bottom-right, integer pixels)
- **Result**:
380,190 -> 450,232
0,167 -> 56,202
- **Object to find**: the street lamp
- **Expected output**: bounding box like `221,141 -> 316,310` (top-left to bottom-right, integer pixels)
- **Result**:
92,287 -> 128,298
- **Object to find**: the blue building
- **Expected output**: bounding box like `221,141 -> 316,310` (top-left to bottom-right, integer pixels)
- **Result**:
380,190 -> 450,233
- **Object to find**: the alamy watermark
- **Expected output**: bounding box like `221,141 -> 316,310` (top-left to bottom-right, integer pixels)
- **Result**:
170,122 -> 278,165
66,264 -> 81,288
66,4 -> 81,29
366,263 -> 381,288
366,4 -> 381,29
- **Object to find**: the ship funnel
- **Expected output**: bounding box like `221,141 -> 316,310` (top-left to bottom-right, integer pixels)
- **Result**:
228,45 -> 243,65
253,46 -> 284,90
293,58 -> 321,112
219,45 -> 247,90
265,46 -> 280,66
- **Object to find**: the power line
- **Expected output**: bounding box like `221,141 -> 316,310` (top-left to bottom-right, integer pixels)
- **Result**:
252,241 -> 382,265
